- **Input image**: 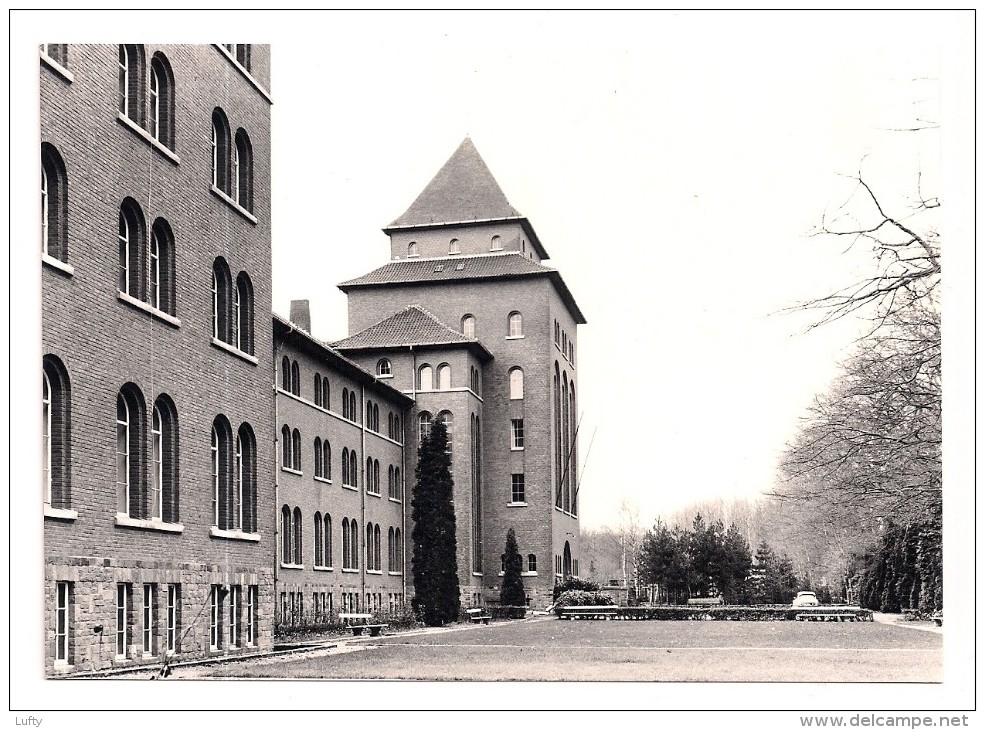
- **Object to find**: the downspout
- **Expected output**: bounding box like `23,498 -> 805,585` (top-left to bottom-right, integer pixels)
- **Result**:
360,382 -> 367,609
273,322 -> 294,624
404,345 -> 416,604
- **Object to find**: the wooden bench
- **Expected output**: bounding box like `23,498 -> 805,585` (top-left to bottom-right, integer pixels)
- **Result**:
465,608 -> 491,625
796,613 -> 857,622
561,605 -> 619,620
339,613 -> 387,636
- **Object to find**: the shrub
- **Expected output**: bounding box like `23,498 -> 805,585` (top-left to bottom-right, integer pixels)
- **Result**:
615,606 -> 709,620
553,577 -> 601,602
488,605 -> 527,620
500,528 -> 527,606
553,589 -> 615,616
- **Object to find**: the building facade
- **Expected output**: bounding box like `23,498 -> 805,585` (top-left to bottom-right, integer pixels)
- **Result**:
41,44 -> 275,674
273,305 -> 414,625
334,139 -> 586,606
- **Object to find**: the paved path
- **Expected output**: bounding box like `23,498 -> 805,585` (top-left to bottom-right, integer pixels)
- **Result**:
872,612 -> 943,634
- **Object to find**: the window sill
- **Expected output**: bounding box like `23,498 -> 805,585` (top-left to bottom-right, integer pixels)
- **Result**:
507,502 -> 527,508
366,570 -> 383,576
511,446 -> 524,452
211,337 -> 258,364
314,476 -> 333,485
367,491 -> 381,499
280,562 -> 304,570
40,52 -> 73,82
388,498 -> 402,505
115,513 -> 184,533
118,291 -> 181,328
313,565 -> 334,572
505,335 -> 525,340
341,484 -> 358,492
281,467 -> 303,476
213,44 -> 273,103
341,568 -> 359,574
472,572 -> 484,577
554,506 -> 579,519
42,253 -> 74,276
210,526 -> 261,542
388,571 -> 403,577
51,662 -> 75,674
210,184 -> 258,225
521,571 -> 539,577
117,113 -> 180,164
376,373 -> 393,380
44,505 -> 78,521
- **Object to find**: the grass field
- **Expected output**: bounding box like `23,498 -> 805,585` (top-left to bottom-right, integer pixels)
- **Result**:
190,617 -> 941,682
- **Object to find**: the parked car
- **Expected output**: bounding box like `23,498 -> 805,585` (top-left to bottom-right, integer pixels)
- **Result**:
792,591 -> 820,607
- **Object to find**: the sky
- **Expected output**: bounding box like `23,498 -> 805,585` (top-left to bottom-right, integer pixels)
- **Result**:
8,7 -> 976,716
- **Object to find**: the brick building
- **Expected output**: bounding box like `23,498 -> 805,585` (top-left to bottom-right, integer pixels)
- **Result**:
273,305 -> 414,625
333,139 -> 587,606
41,44 -> 275,674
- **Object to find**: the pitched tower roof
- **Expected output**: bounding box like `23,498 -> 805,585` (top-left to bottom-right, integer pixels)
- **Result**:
387,138 -> 523,229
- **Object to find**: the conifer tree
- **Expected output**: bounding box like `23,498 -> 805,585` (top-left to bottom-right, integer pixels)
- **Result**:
410,420 -> 460,626
500,528 -> 526,606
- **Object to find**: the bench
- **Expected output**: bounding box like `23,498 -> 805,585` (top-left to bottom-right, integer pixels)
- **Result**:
339,613 -> 388,637
796,613 -> 857,622
561,605 -> 619,620
465,608 -> 491,625
932,614 -> 943,627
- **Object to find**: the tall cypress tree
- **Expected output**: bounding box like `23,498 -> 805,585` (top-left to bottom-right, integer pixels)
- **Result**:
500,528 -> 526,606
411,419 -> 460,626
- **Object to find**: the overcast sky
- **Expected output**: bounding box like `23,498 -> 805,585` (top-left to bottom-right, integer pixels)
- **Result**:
261,12 -> 959,529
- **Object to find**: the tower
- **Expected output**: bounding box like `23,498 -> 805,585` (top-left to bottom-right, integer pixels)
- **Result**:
334,139 -> 586,605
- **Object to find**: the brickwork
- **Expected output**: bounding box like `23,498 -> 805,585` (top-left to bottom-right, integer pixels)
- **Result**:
41,44 -> 274,674
388,221 -> 544,264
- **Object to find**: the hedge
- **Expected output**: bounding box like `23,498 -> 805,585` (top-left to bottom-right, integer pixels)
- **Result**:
555,605 -> 874,621
488,606 -> 527,620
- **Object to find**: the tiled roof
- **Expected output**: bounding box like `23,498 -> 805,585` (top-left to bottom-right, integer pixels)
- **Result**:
338,252 -> 553,288
387,138 -> 522,228
337,253 -> 587,325
331,305 -> 478,351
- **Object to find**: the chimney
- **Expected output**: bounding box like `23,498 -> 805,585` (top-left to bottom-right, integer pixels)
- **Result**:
290,300 -> 311,333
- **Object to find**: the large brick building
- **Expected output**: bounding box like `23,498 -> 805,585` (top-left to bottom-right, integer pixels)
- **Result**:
41,44 -> 275,674
333,138 -> 586,606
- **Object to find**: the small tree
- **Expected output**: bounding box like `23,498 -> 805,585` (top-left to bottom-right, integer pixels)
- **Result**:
411,420 -> 460,626
500,528 -> 526,606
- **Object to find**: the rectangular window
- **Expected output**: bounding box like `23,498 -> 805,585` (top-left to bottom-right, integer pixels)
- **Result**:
511,473 -> 525,504
142,583 -> 156,656
210,585 -> 222,650
511,419 -> 524,450
166,584 -> 179,654
55,581 -> 71,664
246,586 -> 257,647
116,583 -> 131,658
228,585 -> 240,649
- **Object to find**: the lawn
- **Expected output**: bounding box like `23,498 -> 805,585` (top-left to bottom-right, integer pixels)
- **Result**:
191,617 -> 941,682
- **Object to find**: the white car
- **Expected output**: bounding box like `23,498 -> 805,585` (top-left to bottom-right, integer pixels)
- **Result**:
792,591 -> 820,607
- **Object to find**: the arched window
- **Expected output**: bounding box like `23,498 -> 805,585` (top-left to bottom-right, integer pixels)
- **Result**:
374,459 -> 381,494
407,241 -> 418,257
554,362 -> 562,508
291,428 -> 301,471
149,53 -> 175,149
314,374 -> 322,407
563,541 -> 572,577
321,377 -> 330,410
377,359 -> 391,377
374,524 -> 382,572
41,143 -> 68,262
394,415 -> 401,443
281,425 -> 292,470
149,219 -> 175,315
212,257 -> 232,343
569,381 -> 578,516
509,368 -> 524,400
350,519 -> 360,569
437,364 -> 451,390
349,450 -> 358,488
314,437 -> 323,478
490,234 -> 502,251
341,388 -> 349,419
314,512 -> 323,567
461,315 -> 475,339
234,129 -> 254,212
42,356 -> 71,510
118,45 -> 145,123
237,423 -> 257,532
119,199 -> 146,299
211,108 -> 232,193
438,411 -> 453,454
366,523 -> 374,570
324,514 -> 333,567
388,527 -> 395,573
282,505 -> 292,564
211,415 -> 233,528
290,361 -> 300,397
281,356 -> 291,391
151,395 -> 179,523
349,391 -> 357,422
395,528 -> 403,571
418,411 -> 433,443
322,440 -> 332,480
341,447 -> 350,485
293,507 -> 303,565
366,400 -> 374,430
366,457 -> 374,494
418,364 -> 433,391
373,404 -> 380,432
394,467 -> 402,501
235,272 -> 254,355
342,517 -> 351,569
388,465 -> 394,499
449,238 -> 460,255
508,311 -> 523,337
117,384 -> 147,518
